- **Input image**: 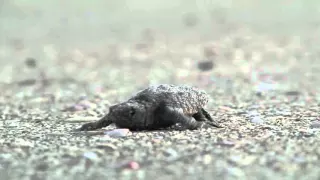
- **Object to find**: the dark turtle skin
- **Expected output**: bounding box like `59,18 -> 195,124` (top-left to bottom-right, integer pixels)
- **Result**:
75,84 -> 222,131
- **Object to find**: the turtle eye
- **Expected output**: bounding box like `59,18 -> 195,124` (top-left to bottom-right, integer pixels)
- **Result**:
129,108 -> 135,116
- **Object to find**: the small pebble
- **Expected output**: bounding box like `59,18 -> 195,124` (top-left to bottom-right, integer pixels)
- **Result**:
63,104 -> 84,112
79,95 -> 87,100
247,110 -> 259,117
127,161 -> 140,170
182,12 -> 199,28
0,153 -> 12,159
65,116 -> 99,123
293,156 -> 306,163
104,129 -> 130,138
298,129 -> 315,137
227,167 -> 245,177
95,143 -> 117,150
255,82 -> 276,93
152,139 -> 162,143
202,154 -> 212,165
73,104 -> 84,111
250,116 -> 264,124
197,60 -> 214,71
36,162 -> 49,171
229,155 -> 257,166
203,45 -> 217,59
152,136 -> 164,143
284,91 -> 301,96
79,100 -> 97,109
310,121 -> 320,129
275,110 -> 291,116
83,152 -> 98,161
14,138 -> 34,147
25,57 -> 37,68
17,79 -> 37,86
218,140 -> 235,147
164,148 -> 179,161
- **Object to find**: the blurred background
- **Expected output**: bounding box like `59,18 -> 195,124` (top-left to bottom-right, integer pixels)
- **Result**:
0,0 -> 320,96
1,0 -> 319,43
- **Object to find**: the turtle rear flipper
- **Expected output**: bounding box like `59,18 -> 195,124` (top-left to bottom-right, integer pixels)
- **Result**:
200,108 -> 222,128
75,115 -> 113,131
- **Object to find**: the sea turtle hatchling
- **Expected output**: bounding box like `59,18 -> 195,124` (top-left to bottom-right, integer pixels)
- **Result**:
75,84 -> 222,131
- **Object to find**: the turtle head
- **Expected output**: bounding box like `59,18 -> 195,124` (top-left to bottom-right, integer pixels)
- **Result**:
108,101 -> 147,130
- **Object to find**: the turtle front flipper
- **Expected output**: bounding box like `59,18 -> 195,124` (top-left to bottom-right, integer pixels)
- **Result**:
75,115 -> 113,131
154,101 -> 205,130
